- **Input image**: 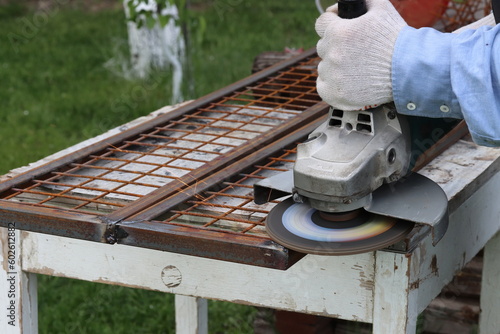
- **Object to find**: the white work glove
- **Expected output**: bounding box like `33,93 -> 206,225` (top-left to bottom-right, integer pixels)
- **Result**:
315,0 -> 407,111
453,13 -> 496,33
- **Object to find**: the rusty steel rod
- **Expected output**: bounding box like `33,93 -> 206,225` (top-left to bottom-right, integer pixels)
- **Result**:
110,102 -> 329,224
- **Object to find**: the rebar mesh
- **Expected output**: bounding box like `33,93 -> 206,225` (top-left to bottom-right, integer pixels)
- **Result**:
1,56 -> 320,215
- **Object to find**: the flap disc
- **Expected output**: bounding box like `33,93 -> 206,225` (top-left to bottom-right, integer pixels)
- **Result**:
266,198 -> 414,255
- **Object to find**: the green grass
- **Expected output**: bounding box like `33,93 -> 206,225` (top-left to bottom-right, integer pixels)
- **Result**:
0,1 -> 318,333
38,276 -> 256,333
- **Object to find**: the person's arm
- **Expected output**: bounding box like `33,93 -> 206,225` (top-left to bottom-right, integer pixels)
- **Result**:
315,0 -> 500,147
393,25 -> 500,146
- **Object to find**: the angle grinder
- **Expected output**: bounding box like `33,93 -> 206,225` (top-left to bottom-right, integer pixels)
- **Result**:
254,0 -> 452,255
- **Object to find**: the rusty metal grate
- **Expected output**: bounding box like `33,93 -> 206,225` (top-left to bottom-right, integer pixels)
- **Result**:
437,0 -> 491,32
0,49 -> 326,269
156,147 -> 298,238
1,54 -> 320,216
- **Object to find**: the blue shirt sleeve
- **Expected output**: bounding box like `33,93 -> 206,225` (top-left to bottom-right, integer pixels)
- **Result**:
392,25 -> 500,147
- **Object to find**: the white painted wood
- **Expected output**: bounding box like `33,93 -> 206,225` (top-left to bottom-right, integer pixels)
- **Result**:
0,227 -> 38,334
175,295 -> 208,334
20,233 -> 376,322
373,251 -> 417,334
4,102 -> 500,333
479,231 -> 500,334
419,139 -> 500,210
19,272 -> 37,334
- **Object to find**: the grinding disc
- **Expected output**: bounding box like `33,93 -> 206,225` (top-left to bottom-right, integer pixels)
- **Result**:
266,198 -> 414,255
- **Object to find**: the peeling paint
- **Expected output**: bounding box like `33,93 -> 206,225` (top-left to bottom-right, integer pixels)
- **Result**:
430,255 -> 439,276
409,280 -> 420,290
351,263 -> 374,290
0,228 -> 9,272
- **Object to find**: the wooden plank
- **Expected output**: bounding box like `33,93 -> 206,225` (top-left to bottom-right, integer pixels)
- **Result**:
20,231 -> 376,322
419,139 -> 500,212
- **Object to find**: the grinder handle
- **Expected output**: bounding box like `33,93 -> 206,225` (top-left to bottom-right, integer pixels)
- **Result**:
338,0 -> 367,19
493,0 -> 500,24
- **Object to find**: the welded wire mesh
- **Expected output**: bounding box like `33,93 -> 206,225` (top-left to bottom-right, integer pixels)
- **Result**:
437,0 -> 491,31
0,56 -> 320,215
156,146 -> 298,238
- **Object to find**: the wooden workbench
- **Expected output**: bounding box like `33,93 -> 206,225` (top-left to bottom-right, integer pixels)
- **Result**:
1,100 -> 500,334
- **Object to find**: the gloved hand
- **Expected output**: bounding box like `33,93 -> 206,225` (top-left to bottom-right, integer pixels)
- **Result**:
453,13 -> 496,33
315,0 -> 407,111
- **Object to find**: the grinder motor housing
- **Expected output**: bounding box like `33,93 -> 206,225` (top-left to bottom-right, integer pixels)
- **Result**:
293,105 -> 411,213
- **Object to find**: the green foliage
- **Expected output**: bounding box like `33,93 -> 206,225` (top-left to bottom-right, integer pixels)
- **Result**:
37,276 -> 176,333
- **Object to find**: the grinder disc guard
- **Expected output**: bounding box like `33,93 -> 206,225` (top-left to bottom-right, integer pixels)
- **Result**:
266,198 -> 415,255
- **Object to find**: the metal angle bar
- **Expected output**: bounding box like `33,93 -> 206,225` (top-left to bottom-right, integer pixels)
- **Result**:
170,210 -> 261,225
117,220 -> 304,270
0,200 -> 105,241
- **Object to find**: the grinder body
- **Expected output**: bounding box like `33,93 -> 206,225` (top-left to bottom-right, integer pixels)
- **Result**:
293,105 -> 411,213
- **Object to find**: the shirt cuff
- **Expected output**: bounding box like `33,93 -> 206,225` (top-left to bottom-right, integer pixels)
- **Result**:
392,26 -> 462,119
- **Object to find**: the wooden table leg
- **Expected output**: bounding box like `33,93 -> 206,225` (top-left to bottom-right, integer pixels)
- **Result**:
373,251 -> 418,334
175,295 -> 208,334
479,231 -> 500,334
0,227 -> 38,333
